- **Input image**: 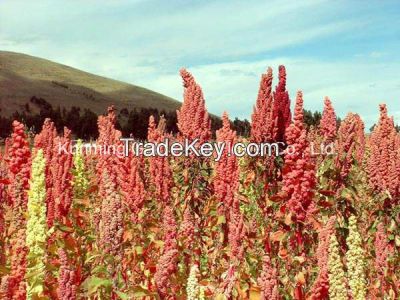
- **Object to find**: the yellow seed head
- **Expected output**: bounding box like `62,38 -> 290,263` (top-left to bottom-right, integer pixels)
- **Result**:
328,234 -> 348,300
346,215 -> 367,300
26,149 -> 47,299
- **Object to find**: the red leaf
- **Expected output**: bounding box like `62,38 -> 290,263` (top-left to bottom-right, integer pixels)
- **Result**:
318,200 -> 333,208
319,190 -> 336,196
270,230 -> 286,242
0,178 -> 10,185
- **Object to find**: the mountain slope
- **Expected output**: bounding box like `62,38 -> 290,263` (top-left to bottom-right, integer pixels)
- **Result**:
0,51 -> 181,116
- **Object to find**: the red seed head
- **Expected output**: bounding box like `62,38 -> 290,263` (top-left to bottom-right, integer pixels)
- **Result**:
282,91 -> 316,222
367,104 -> 399,199
273,65 -> 291,142
251,67 -> 274,143
177,68 -> 211,143
320,97 -> 337,143
215,112 -> 239,215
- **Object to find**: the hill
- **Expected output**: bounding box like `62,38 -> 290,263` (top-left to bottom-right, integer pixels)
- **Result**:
0,51 -> 181,116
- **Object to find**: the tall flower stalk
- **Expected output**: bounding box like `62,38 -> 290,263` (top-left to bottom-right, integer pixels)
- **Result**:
319,96 -> 337,144
282,91 -> 316,223
57,249 -> 77,300
328,234 -> 347,300
374,222 -> 392,296
214,112 -> 239,219
335,113 -> 365,185
34,119 -> 57,227
273,65 -> 291,143
177,69 -> 211,144
186,265 -> 200,300
1,121 -> 31,299
26,149 -> 47,299
367,104 -> 399,201
251,67 -> 274,144
310,217 -> 336,299
257,255 -> 279,300
346,215 -> 367,300
148,115 -> 172,204
154,206 -> 178,297
51,128 -> 73,224
72,139 -> 89,199
96,106 -> 122,188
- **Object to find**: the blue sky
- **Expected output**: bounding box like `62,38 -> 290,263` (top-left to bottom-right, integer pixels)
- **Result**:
1,0 -> 399,128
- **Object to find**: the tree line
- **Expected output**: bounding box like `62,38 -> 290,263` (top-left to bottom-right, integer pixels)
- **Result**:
0,96 -> 331,140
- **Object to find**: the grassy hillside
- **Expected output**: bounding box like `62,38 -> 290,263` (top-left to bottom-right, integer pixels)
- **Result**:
0,51 -> 181,116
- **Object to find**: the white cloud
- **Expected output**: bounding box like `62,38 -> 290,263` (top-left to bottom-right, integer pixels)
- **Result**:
0,0 -> 357,64
135,57 -> 400,128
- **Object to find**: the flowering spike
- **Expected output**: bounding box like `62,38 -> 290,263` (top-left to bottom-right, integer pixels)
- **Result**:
147,115 -> 157,140
374,222 -> 393,295
228,209 -> 245,260
154,206 -> 178,296
375,223 -> 388,276
157,114 -> 167,133
120,154 -> 146,222
177,68 -> 211,143
34,119 -> 57,225
57,249 -> 77,300
214,112 -> 245,284
257,255 -> 279,300
273,65 -> 291,142
352,114 -> 366,162
310,217 -> 336,299
328,234 -> 348,300
282,91 -> 316,222
98,170 -> 124,257
72,139 -> 89,199
367,104 -> 399,199
34,118 -> 57,162
162,206 -> 177,251
335,113 -> 365,183
214,112 -> 239,216
148,115 -> 173,203
154,248 -> 179,297
251,67 -> 275,143
320,97 -> 337,143
180,206 -> 195,246
26,149 -> 47,299
186,265 -> 200,300
1,120 -> 31,299
96,106 -> 122,187
346,215 -> 367,300
0,154 -> 5,259
6,121 -> 31,201
34,119 -> 59,227
51,127 -> 73,224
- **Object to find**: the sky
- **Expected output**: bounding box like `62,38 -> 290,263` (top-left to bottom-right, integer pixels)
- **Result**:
1,0 -> 399,128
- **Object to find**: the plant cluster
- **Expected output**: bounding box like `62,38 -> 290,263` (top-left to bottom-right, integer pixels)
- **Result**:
0,66 -> 399,299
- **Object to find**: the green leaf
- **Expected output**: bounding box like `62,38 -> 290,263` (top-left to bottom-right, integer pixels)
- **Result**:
0,265 -> 10,275
83,276 -> 112,294
57,224 -> 74,233
132,286 -> 153,297
85,253 -> 101,264
135,246 -> 143,255
116,291 -> 130,300
91,265 -> 107,275
217,215 -> 226,225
